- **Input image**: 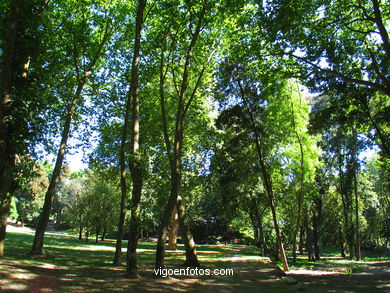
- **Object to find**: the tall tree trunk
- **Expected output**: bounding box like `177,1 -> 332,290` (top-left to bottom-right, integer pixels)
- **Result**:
238,81 -> 289,271
125,0 -> 146,278
113,98 -> 129,265
177,196 -> 199,267
167,206 -> 179,250
155,1 -> 207,272
290,93 -> 305,263
339,225 -> 346,257
259,217 -> 267,256
352,128 -> 361,261
78,225 -> 83,241
0,0 -> 22,258
31,81 -> 85,255
312,197 -> 322,261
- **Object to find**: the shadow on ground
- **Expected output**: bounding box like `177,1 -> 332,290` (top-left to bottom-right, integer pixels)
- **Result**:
1,232 -> 389,292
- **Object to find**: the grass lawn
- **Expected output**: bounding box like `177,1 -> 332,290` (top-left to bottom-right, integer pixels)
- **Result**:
1,230 -> 389,292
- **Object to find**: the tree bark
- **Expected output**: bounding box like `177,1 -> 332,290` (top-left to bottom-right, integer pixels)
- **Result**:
177,196 -> 199,267
304,209 -> 314,261
289,93 -> 305,263
299,225 -> 304,254
125,0 -> 146,278
0,0 -> 22,258
238,80 -> 289,271
339,225 -> 346,257
352,128 -> 361,261
312,198 -> 322,261
167,206 -> 179,250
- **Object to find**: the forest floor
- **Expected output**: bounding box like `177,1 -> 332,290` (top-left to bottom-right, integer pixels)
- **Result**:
0,226 -> 389,292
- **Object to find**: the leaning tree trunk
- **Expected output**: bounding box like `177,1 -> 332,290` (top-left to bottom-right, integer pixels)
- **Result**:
30,15 -> 109,255
238,81 -> 289,271
31,81 -> 85,255
125,0 -> 146,278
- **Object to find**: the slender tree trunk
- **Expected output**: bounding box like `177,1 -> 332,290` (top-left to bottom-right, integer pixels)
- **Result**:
156,169 -> 181,270
95,226 -> 99,243
177,196 -> 199,267
339,225 -> 346,257
78,225 -> 83,241
125,0 -> 146,278
85,230 -> 89,243
155,2 -> 207,272
259,217 -> 267,256
167,206 -> 179,250
304,210 -> 314,260
238,81 -> 289,271
352,128 -> 361,261
31,81 -> 85,255
291,94 -> 305,263
113,110 -> 129,265
299,225 -> 304,254
312,198 -> 322,261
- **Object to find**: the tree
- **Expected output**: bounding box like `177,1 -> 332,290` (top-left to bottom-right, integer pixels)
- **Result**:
0,0 -> 47,257
31,0 -> 115,255
155,0 -> 218,270
259,0 -> 390,158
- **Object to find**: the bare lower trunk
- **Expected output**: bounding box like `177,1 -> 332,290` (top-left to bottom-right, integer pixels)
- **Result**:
101,229 -> 106,241
239,83 -> 289,271
339,226 -> 346,257
126,164 -> 143,277
177,196 -> 199,267
167,206 -> 179,250
31,82 -> 84,255
352,129 -> 361,261
95,226 -> 99,243
0,0 -> 21,258
0,197 -> 11,256
304,211 -> 314,261
124,0 -> 146,278
299,225 -> 304,254
113,179 -> 126,265
155,173 -> 180,270
78,225 -> 83,241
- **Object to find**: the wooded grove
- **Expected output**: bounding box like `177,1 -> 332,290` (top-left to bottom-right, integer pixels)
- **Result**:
0,0 -> 389,290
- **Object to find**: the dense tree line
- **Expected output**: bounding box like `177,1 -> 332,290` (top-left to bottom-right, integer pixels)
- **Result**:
0,0 -> 388,277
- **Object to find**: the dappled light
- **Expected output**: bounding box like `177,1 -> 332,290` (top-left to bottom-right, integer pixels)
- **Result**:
0,0 -> 389,292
